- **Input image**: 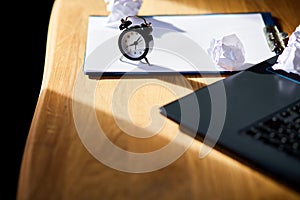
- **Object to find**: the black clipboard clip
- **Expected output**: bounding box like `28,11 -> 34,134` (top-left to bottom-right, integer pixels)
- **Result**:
263,25 -> 288,55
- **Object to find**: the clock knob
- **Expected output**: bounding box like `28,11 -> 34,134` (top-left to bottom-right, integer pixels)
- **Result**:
119,18 -> 132,30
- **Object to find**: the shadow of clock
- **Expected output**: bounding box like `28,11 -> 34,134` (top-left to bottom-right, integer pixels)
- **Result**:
120,57 -> 176,73
146,17 -> 186,38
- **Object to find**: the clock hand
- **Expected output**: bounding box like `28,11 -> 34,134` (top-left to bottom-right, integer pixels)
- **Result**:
129,43 -> 137,51
129,36 -> 141,46
136,36 -> 141,43
127,36 -> 142,52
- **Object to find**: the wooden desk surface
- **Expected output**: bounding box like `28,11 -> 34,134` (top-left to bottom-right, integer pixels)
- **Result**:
17,0 -> 300,199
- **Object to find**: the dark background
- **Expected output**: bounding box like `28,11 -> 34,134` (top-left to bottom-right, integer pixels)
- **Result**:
11,1 -> 55,199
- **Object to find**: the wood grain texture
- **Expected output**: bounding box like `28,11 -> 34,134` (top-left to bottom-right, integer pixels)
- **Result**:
17,0 -> 300,199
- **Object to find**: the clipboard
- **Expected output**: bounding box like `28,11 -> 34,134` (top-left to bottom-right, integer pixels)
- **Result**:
83,12 -> 286,77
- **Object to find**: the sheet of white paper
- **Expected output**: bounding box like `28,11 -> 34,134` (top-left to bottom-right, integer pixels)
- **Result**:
83,13 -> 275,75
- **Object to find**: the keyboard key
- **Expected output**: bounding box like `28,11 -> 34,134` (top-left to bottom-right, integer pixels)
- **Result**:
241,99 -> 300,161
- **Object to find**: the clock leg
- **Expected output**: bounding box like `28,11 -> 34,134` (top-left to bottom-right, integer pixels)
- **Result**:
144,57 -> 151,66
119,55 -> 125,62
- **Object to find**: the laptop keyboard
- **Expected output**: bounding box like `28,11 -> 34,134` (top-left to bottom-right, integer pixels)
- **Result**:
240,100 -> 300,160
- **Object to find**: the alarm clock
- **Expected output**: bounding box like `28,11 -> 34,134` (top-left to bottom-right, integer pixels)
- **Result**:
118,16 -> 153,65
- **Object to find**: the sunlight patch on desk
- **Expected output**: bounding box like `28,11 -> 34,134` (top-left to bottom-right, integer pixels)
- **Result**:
73,69 -> 199,172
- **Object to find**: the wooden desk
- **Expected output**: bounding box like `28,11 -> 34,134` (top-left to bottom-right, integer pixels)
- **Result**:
17,0 -> 300,199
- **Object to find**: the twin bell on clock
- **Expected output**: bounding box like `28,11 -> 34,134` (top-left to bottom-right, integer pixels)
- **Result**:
118,15 -> 153,65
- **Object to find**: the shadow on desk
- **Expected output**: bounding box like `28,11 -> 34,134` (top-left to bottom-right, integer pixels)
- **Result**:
17,80 -> 299,199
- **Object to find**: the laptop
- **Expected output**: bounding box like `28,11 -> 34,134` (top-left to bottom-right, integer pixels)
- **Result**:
160,55 -> 300,192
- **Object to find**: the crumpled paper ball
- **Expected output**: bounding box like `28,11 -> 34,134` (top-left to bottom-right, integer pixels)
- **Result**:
207,33 -> 245,71
272,25 -> 300,75
104,0 -> 143,27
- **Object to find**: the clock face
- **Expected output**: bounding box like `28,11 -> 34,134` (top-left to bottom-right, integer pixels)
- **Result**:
118,29 -> 149,60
